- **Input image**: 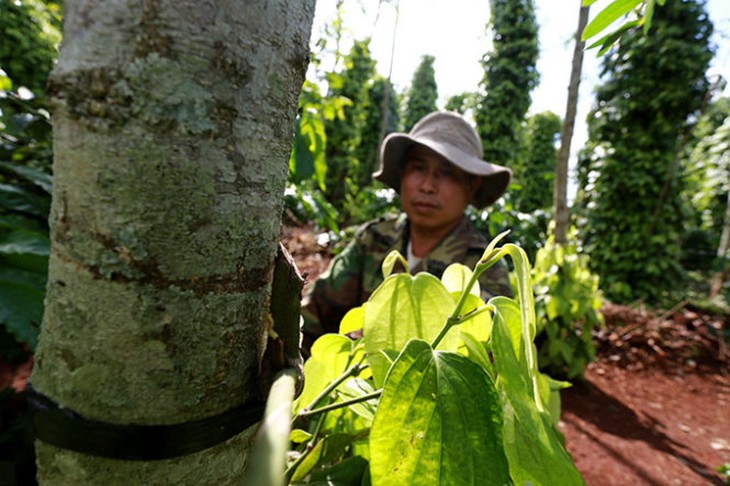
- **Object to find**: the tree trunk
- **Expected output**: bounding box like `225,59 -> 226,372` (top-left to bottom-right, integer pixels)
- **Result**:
29,0 -> 314,483
378,0 -> 399,146
553,3 -> 589,245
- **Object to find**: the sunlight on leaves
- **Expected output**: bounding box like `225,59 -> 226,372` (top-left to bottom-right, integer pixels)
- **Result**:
363,272 -> 456,386
455,293 -> 492,344
381,250 -> 408,279
290,433 -> 352,483
289,429 -> 312,444
369,339 -> 510,486
582,0 -> 643,41
293,334 -> 353,413
287,232 -> 586,485
441,263 -> 480,297
338,304 -> 365,335
492,309 -> 583,485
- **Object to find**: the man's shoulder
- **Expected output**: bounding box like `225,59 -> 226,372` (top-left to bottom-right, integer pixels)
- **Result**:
355,213 -> 405,245
358,212 -> 403,231
453,217 -> 491,252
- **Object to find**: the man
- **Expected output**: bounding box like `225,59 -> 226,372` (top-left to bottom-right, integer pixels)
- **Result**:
301,111 -> 513,350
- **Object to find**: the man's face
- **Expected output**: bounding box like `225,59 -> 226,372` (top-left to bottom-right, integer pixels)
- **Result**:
399,144 -> 479,234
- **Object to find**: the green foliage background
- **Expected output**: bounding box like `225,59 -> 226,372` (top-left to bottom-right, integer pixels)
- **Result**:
403,55 -> 438,131
0,0 -> 61,361
288,35 -> 402,232
476,0 -> 539,168
532,229 -> 604,380
577,0 -> 714,303
0,0 -> 61,93
514,111 -> 561,213
681,97 -> 730,272
323,40 -> 377,213
0,1 -> 61,483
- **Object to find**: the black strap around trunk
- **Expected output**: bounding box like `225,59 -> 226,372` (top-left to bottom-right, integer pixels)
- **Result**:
26,384 -> 265,461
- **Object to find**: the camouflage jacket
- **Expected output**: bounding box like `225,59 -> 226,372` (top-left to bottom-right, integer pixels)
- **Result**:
301,213 -> 513,348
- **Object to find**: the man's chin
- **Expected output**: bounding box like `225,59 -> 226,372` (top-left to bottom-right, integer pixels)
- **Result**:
408,214 -> 444,230
406,209 -> 436,220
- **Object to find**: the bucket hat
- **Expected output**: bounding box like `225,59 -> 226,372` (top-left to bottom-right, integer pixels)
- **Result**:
373,111 -> 512,209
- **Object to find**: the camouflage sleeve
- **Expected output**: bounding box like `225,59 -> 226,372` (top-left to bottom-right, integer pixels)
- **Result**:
478,258 -> 513,300
301,235 -> 366,353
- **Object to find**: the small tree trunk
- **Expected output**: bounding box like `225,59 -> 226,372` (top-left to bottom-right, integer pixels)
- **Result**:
379,0 -> 400,146
30,0 -> 314,483
553,3 -> 589,245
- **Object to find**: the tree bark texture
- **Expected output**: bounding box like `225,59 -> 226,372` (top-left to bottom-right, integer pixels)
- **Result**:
553,4 -> 589,245
30,0 -> 314,483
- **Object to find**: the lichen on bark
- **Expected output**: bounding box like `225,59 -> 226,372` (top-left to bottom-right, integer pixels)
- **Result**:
125,53 -> 215,135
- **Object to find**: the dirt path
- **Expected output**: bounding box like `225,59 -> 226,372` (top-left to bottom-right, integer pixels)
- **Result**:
562,364 -> 729,485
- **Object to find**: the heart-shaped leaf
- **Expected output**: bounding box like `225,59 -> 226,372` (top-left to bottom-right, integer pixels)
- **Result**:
370,339 -> 509,485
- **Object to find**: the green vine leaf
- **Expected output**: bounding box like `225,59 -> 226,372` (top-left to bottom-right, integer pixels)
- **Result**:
440,263 -> 480,296
293,334 -> 353,414
338,304 -> 365,335
290,432 -> 352,482
582,0 -> 643,41
303,456 -> 370,485
369,339 -> 510,485
457,332 -> 494,378
288,230 -> 586,485
491,298 -> 533,401
336,378 -> 378,423
381,250 -> 409,278
289,429 -> 312,444
363,273 -> 457,386
454,293 -> 492,344
490,296 -> 523,359
491,305 -> 583,485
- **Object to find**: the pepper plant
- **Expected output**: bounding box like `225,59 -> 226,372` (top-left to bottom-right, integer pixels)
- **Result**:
532,228 -> 604,380
283,233 -> 583,485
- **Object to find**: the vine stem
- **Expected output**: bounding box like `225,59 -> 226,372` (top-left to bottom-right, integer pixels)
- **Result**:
286,354 -> 370,481
284,411 -> 326,482
297,390 -> 382,419
296,360 -> 364,419
431,263 -> 486,349
485,244 -> 543,412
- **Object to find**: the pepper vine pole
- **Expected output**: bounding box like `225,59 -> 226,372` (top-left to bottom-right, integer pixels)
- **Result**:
29,0 -> 314,482
553,2 -> 589,245
378,0 -> 400,146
